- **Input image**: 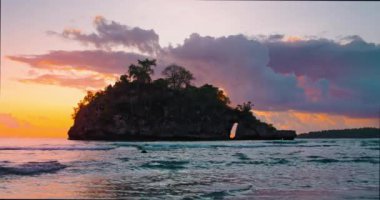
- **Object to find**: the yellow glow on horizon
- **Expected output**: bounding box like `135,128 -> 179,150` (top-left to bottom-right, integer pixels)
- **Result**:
285,36 -> 302,42
0,78 -> 86,138
253,110 -> 378,134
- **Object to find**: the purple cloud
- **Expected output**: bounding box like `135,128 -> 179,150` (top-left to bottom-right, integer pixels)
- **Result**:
48,16 -> 160,54
163,33 -> 305,109
8,17 -> 380,119
264,36 -> 380,117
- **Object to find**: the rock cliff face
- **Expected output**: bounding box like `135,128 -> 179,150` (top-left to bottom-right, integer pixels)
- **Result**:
68,59 -> 296,141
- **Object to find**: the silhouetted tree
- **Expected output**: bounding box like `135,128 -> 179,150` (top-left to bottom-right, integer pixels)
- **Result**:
237,101 -> 253,113
217,89 -> 231,105
128,58 -> 156,83
162,64 -> 194,89
119,74 -> 129,83
72,91 -> 95,119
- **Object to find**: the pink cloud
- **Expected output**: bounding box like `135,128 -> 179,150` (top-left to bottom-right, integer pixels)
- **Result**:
8,50 -> 145,74
20,74 -> 109,90
47,15 -> 160,54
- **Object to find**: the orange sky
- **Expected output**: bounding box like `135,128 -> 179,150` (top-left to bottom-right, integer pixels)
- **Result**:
253,110 -> 377,134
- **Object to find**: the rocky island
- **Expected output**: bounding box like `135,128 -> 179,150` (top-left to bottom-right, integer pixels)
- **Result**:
68,59 -> 296,141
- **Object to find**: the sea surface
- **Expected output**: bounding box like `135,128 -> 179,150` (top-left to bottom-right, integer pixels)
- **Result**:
0,138 -> 379,199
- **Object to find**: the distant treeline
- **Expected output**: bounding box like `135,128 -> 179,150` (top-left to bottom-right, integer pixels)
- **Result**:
298,128 -> 380,138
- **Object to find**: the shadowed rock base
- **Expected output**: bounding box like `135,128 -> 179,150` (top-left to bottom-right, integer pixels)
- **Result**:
68,128 -> 296,141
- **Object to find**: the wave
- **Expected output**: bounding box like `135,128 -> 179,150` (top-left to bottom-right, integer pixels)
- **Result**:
227,158 -> 290,166
0,146 -> 115,151
233,152 -> 250,161
140,160 -> 189,170
0,161 -> 66,176
306,156 -> 379,164
118,157 -> 130,162
198,185 -> 252,200
111,141 -> 340,151
361,140 -> 380,147
307,158 -> 340,163
265,140 -> 308,144
349,157 -> 379,164
120,144 -> 299,151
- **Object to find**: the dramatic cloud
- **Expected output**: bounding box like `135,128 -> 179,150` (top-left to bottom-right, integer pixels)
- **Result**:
265,36 -> 380,117
163,33 -> 380,118
8,16 -> 380,120
163,33 -> 306,110
266,35 -> 380,82
48,16 -> 160,54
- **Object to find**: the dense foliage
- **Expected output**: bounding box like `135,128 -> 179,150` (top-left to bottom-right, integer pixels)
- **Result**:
69,59 -> 285,140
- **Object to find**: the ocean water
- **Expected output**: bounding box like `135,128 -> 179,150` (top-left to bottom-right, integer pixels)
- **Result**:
0,138 -> 379,199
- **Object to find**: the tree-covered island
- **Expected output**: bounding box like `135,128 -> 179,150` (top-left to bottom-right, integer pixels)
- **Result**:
68,59 -> 296,140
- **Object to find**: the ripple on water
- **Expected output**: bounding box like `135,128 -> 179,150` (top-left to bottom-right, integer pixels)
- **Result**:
199,184 -> 253,199
117,157 -> 130,162
0,146 -> 115,151
201,190 -> 228,199
271,158 -> 291,165
266,140 -> 308,144
226,157 -> 291,166
307,158 -> 340,163
0,161 -> 66,176
233,152 -> 250,161
349,157 -> 379,164
367,147 -> 380,151
140,160 -> 189,170
226,160 -> 266,166
360,140 -> 380,147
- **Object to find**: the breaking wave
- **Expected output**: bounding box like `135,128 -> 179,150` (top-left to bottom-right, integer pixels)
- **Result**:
140,160 -> 189,170
0,161 -> 66,176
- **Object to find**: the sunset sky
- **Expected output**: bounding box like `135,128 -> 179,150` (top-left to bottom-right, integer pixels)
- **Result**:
1,0 -> 379,138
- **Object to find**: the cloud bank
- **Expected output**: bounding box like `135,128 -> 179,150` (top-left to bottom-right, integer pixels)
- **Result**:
9,16 -> 380,119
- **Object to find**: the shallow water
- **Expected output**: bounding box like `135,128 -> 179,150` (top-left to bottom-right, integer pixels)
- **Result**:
0,138 -> 379,199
